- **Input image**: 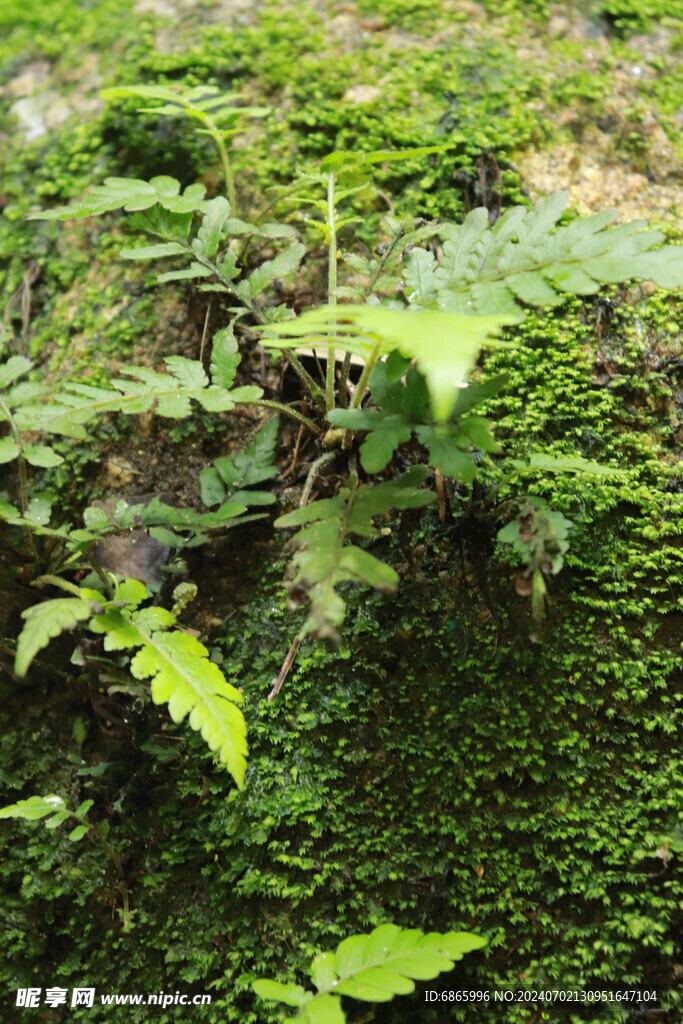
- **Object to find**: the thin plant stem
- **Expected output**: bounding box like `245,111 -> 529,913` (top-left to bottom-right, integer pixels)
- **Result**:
285,351 -> 325,407
211,129 -> 238,217
268,634 -> 301,700
253,399 -> 318,433
300,451 -> 335,508
350,342 -> 382,409
337,227 -> 405,403
0,394 -> 36,558
326,171 -> 337,412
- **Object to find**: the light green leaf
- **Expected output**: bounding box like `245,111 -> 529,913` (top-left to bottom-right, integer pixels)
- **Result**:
192,196 -> 231,258
165,356 -> 208,390
252,980 -> 309,1007
68,825 -> 89,842
403,247 -> 438,305
320,145 -> 450,174
210,327 -> 240,389
44,810 -> 71,830
15,597 -> 100,676
0,355 -> 32,388
23,443 -> 64,467
263,304 -> 512,421
119,242 -> 188,260
0,794 -> 66,821
132,629 -> 246,788
246,242 -> 305,297
310,952 -> 337,993
0,436 -> 20,463
510,453 -> 624,476
27,177 -> 206,221
300,995 -> 345,1024
157,262 -> 213,283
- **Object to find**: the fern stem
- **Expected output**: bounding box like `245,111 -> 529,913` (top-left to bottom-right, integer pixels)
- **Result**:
338,227 -> 406,406
350,342 -> 382,410
284,352 -> 325,409
35,574 -> 83,596
338,351 -> 353,409
326,171 -> 337,412
253,399 -> 318,433
300,452 -> 335,507
211,128 -> 238,217
0,394 -> 36,558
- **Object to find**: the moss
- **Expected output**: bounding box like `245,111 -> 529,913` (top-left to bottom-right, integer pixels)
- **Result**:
1,3 -> 682,1023
2,282 -> 682,1022
599,0 -> 683,36
0,0 -> 134,70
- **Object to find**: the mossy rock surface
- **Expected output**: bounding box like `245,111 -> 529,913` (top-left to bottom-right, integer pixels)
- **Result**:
1,3 -> 682,1023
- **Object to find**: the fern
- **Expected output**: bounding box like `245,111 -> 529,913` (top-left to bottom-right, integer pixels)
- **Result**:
84,493 -> 259,550
17,349 -> 261,440
330,361 -> 507,478
0,795 -> 93,843
0,355 -> 62,467
15,579 -> 247,788
405,191 -> 683,315
253,923 -> 486,1022
497,497 -> 574,629
28,176 -> 306,333
264,192 -> 683,420
263,303 -> 513,421
26,175 -> 209,222
100,83 -> 269,121
200,416 -> 279,509
100,84 -> 269,216
275,467 -> 436,640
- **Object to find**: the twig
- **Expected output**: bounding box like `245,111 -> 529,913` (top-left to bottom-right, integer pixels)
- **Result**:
268,634 -> 301,700
279,423 -> 305,479
199,299 -> 212,364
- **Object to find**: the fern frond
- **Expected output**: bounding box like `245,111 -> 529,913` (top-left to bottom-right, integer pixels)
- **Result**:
0,794 -> 92,842
15,580 -> 247,788
0,794 -> 68,822
329,363 -> 506,477
89,580 -> 246,787
100,83 -> 269,126
0,356 -> 62,466
26,176 -> 208,222
200,417 -> 279,508
253,923 -> 486,1021
405,192 -> 683,316
18,356 -> 261,439
15,592 -> 105,676
263,304 -> 513,421
275,467 -> 436,640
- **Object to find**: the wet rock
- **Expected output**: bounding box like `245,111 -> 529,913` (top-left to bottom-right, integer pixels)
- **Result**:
91,494 -> 175,587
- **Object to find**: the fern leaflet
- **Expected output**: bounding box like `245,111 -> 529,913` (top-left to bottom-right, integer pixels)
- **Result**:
405,192 -> 683,316
15,580 -> 247,788
200,416 -> 279,508
17,355 -> 261,439
253,923 -> 486,1022
262,304 -> 513,421
275,467 -> 435,640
